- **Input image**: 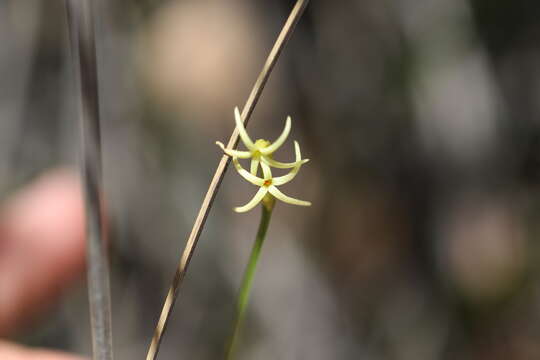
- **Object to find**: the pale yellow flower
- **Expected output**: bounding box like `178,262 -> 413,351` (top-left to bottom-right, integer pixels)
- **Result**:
216,107 -> 308,176
217,107 -> 311,212
232,142 -> 311,212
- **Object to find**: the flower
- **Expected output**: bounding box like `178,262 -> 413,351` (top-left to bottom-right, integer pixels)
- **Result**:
231,142 -> 311,212
217,107 -> 311,212
216,107 -> 308,177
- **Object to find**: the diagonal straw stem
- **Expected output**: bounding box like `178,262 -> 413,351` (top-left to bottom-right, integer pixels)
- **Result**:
65,1 -> 113,359
145,1 -> 310,359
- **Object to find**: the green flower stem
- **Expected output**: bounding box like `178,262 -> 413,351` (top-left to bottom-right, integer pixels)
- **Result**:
226,196 -> 275,360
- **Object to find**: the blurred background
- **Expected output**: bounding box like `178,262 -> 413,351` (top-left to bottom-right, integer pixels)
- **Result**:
2,0 -> 540,359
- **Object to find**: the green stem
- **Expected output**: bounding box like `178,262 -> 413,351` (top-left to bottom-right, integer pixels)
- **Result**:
226,197 -> 275,360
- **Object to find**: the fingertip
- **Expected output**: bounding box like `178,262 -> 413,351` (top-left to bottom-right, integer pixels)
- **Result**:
0,169 -> 86,334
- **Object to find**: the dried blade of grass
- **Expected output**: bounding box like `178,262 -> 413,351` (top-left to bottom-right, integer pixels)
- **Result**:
145,1 -> 310,359
65,1 -> 113,359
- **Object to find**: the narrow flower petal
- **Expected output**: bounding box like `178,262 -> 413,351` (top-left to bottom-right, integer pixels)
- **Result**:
294,140 -> 301,160
250,158 -> 260,176
264,140 -> 308,167
261,156 -> 309,169
234,186 -> 268,213
272,169 -> 299,186
260,161 -> 273,180
260,116 -> 291,155
234,107 -> 255,151
268,186 -> 311,206
233,158 -> 265,186
216,142 -> 252,159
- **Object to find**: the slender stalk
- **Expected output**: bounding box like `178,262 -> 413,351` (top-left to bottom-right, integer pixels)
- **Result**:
226,198 -> 275,360
65,1 -> 113,360
145,1 -> 309,359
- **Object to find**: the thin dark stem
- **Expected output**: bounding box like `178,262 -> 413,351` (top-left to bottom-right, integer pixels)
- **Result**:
145,1 -> 309,359
226,200 -> 274,360
65,1 -> 113,360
